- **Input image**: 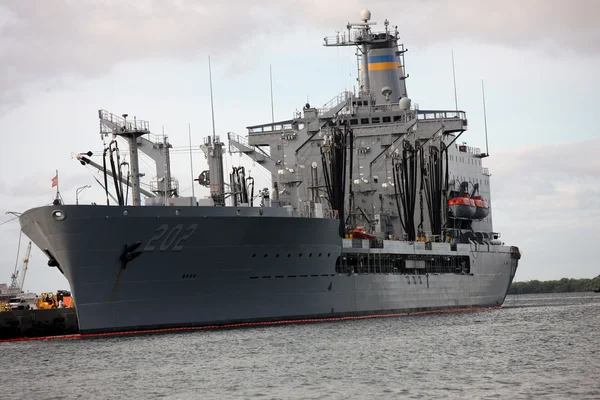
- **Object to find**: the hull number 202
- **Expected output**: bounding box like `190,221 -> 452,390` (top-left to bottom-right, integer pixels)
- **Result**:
143,224 -> 198,252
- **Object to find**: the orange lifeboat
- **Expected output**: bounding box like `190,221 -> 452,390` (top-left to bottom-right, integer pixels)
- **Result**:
471,195 -> 489,219
351,227 -> 376,240
448,195 -> 476,219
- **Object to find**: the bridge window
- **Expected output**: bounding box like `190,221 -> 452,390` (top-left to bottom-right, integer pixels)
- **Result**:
383,116 -> 391,123
360,118 -> 369,124
350,119 -> 358,125
371,117 -> 380,124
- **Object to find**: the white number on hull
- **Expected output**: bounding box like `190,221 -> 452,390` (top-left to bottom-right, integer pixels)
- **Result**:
172,224 -> 198,251
143,224 -> 198,252
143,224 -> 168,251
160,225 -> 183,251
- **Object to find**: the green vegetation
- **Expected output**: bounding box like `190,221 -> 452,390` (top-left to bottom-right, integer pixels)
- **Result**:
508,275 -> 600,294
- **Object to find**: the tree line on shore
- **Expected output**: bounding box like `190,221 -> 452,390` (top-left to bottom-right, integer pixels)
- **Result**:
508,276 -> 600,294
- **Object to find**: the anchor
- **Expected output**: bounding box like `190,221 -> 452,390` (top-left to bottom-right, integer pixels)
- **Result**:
119,242 -> 143,270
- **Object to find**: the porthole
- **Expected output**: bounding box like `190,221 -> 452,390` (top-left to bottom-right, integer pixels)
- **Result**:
52,210 -> 66,221
252,254 -> 256,258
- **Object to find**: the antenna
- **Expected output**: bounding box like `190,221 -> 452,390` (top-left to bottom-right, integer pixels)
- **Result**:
162,125 -> 167,206
482,79 -> 490,156
188,123 -> 195,199
451,49 -> 458,111
270,64 -> 274,123
208,56 -> 216,142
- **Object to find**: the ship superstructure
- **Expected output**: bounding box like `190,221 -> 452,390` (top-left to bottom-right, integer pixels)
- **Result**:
18,10 -> 520,334
230,9 -> 494,245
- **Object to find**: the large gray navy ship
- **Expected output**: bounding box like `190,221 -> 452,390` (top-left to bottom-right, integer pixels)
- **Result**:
19,10 -> 520,334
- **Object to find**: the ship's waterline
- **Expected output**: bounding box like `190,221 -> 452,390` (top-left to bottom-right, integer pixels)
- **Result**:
20,205 -> 516,333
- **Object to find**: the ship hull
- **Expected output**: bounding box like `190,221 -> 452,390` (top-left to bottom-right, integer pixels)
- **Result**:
20,205 -> 518,334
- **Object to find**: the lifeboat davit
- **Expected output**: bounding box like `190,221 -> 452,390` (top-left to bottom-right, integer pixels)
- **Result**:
471,195 -> 489,220
448,196 -> 476,219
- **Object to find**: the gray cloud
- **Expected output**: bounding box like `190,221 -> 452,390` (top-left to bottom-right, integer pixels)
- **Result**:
488,139 -> 600,230
7,172 -> 92,198
1,0 -> 599,113
483,139 -> 600,279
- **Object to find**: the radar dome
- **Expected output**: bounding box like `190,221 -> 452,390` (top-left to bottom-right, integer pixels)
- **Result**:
360,9 -> 371,22
311,161 -> 318,169
399,97 -> 411,110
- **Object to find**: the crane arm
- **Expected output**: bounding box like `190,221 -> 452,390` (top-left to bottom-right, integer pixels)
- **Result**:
75,153 -> 156,198
18,241 -> 31,291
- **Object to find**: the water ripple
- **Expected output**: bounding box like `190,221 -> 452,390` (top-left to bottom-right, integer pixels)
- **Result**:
0,293 -> 599,399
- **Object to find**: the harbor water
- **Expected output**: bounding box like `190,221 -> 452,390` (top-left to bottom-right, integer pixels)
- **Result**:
1,292 -> 598,399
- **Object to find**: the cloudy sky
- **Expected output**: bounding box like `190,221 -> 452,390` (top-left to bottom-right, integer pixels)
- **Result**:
0,0 -> 598,294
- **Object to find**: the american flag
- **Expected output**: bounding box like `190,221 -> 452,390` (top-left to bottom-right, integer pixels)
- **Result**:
51,175 -> 58,188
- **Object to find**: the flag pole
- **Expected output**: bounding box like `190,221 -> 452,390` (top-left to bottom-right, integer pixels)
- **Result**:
53,169 -> 61,205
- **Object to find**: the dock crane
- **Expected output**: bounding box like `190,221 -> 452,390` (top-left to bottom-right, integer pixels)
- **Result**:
8,240 -> 32,295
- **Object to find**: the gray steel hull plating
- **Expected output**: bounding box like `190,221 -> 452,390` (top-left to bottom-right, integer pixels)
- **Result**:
19,205 -> 518,333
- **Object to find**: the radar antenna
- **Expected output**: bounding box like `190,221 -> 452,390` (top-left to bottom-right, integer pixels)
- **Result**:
323,9 -> 409,102
323,9 -> 377,94
209,56 -> 217,142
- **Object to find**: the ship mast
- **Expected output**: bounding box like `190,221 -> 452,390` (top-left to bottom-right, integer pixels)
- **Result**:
200,56 -> 226,206
98,110 -> 150,206
358,11 -> 373,93
323,9 -> 408,103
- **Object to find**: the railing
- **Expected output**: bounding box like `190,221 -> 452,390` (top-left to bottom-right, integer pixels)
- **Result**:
417,110 -> 466,121
99,109 -> 149,134
323,30 -> 361,46
458,144 -> 481,155
335,100 -> 419,123
203,135 -> 222,145
318,91 -> 353,115
248,122 -> 293,134
144,133 -> 168,144
323,29 -> 392,47
227,132 -> 252,153
150,178 -> 179,194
